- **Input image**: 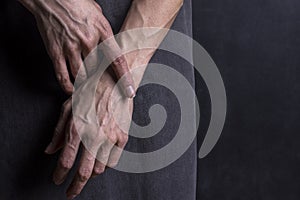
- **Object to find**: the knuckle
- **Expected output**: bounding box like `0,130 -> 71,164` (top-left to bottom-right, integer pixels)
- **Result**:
56,72 -> 68,83
65,131 -> 79,148
93,166 -> 105,175
78,168 -> 91,182
59,158 -> 72,170
113,56 -> 127,69
107,134 -> 118,144
52,56 -> 63,67
100,26 -> 113,40
119,134 -> 129,145
49,45 -> 61,58
66,43 -> 79,53
83,35 -> 97,51
90,132 -> 104,145
68,46 -> 77,53
57,74 -> 73,92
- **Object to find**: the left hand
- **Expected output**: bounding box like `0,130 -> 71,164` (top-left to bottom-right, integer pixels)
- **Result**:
44,69 -> 133,199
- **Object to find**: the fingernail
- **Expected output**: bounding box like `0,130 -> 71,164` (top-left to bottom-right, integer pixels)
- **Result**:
125,85 -> 135,98
44,142 -> 54,154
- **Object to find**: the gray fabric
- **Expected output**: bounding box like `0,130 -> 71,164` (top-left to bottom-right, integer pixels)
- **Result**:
0,0 -> 196,199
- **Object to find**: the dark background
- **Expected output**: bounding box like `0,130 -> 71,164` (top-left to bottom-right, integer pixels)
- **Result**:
1,0 -> 300,199
193,0 -> 300,199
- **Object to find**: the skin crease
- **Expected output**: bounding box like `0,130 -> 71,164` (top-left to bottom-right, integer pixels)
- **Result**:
19,0 -> 183,199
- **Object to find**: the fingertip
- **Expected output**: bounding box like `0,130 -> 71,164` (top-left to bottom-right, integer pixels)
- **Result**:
44,142 -> 62,154
66,194 -> 77,200
44,143 -> 55,154
66,185 -> 77,200
53,180 -> 64,186
44,150 -> 52,155
44,148 -> 58,155
124,85 -> 136,98
53,173 -> 65,185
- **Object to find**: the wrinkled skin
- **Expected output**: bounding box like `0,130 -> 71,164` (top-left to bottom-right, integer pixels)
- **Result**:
45,68 -> 133,199
19,0 -> 135,97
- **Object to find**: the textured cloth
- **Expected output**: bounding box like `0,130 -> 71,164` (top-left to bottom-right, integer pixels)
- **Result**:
0,0 -> 196,199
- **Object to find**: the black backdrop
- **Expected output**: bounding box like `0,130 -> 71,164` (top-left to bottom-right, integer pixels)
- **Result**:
193,0 -> 300,199
1,0 -> 300,199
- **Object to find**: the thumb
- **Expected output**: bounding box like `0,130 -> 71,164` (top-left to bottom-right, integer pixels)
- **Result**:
111,55 -> 136,98
100,35 -> 136,98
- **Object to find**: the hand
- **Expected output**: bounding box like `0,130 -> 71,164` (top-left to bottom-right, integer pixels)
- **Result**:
44,68 -> 133,199
19,0 -> 135,97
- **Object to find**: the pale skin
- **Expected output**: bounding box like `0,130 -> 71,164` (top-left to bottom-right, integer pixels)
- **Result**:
19,0 -> 183,199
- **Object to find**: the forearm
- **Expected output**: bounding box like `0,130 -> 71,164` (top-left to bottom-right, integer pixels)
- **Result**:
122,0 -> 183,29
119,0 -> 184,87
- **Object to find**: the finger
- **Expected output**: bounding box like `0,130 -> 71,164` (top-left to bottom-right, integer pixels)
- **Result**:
53,56 -> 74,95
112,55 -> 136,98
53,118 -> 81,185
68,51 -> 83,79
91,138 -> 115,177
91,160 -> 105,178
107,131 -> 128,167
82,47 -> 101,78
68,52 -> 87,86
45,99 -> 72,154
98,17 -> 136,98
80,31 -> 101,78
66,147 -> 96,199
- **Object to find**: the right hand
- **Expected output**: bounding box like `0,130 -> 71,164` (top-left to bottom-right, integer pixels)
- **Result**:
19,0 -> 135,97
44,68 -> 133,199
